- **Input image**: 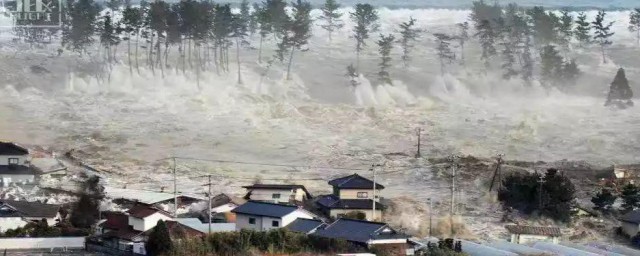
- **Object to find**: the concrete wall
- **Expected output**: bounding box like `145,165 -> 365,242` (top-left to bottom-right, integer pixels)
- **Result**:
0,217 -> 28,232
129,213 -> 172,232
236,214 -> 263,231
339,189 -> 375,199
330,209 -> 382,221
511,234 -> 559,244
0,237 -> 85,249
0,155 -> 28,166
621,222 -> 640,237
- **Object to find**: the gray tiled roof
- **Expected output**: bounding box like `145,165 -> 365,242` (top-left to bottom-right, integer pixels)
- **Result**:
231,201 -> 299,218
505,225 -> 562,237
0,200 -> 60,218
286,218 -> 325,233
620,210 -> 640,224
0,142 -> 28,155
313,218 -> 407,243
316,195 -> 384,210
328,174 -> 385,189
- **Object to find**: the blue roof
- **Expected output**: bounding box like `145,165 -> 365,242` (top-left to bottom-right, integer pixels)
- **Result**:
231,201 -> 299,218
328,174 -> 385,189
286,218 -> 325,233
313,218 -> 407,243
316,195 -> 385,210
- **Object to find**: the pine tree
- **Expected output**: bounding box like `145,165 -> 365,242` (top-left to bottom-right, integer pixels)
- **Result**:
540,45 -> 563,84
318,0 -> 344,44
456,22 -> 469,66
233,3 -> 250,84
350,3 -> 379,70
122,6 -> 143,74
239,0 -> 253,35
629,8 -> 640,47
521,33 -> 534,82
212,4 -> 234,73
620,183 -> 640,212
433,33 -> 455,76
557,9 -> 573,51
398,17 -> 421,67
592,10 -> 615,63
146,220 -> 173,256
250,3 -> 260,35
540,169 -> 575,223
99,13 -> 119,63
500,38 -> 518,79
605,68 -> 634,107
591,188 -> 616,212
70,176 -> 104,229
62,0 -> 100,54
475,19 -> 497,68
284,0 -> 312,80
377,34 -> 395,84
526,6 -> 560,46
574,12 -> 591,46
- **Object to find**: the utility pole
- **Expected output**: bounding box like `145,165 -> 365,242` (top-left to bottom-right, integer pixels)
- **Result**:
428,198 -> 433,237
207,175 -> 212,234
371,164 -> 378,221
415,128 -> 422,158
173,157 -> 177,217
489,154 -> 504,192
449,155 -> 458,237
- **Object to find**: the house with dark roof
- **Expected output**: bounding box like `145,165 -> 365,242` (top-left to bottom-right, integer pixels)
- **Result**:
313,218 -> 411,255
0,142 -> 37,187
231,201 -> 317,231
317,173 -> 385,221
505,225 -> 562,244
0,200 -> 61,232
285,218 -> 326,234
127,204 -> 173,232
242,184 -> 312,204
619,210 -> 640,237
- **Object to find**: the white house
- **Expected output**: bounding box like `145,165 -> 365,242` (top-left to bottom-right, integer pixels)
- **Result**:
127,204 -> 173,232
242,184 -> 312,204
505,225 -> 561,244
619,210 -> 640,237
0,142 -> 36,187
0,200 -> 61,232
231,201 -> 316,231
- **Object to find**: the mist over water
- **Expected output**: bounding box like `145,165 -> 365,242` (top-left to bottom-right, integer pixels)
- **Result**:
0,6 -> 639,193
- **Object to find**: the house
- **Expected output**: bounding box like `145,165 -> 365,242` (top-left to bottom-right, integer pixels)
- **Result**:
285,218 -> 326,234
316,173 -> 385,221
313,218 -> 413,256
0,142 -> 37,187
209,193 -> 246,214
505,225 -> 561,244
0,142 -> 29,166
619,210 -> 640,237
105,187 -> 204,209
127,204 -> 174,232
231,201 -> 316,231
175,218 -> 236,234
242,184 -> 312,204
613,164 -> 640,184
0,200 -> 61,232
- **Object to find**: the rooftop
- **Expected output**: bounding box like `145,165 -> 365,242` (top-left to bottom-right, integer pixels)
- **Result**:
328,174 -> 384,190
313,218 -> 407,243
105,186 -> 204,205
620,210 -> 640,224
0,200 -> 60,218
243,184 -> 312,198
231,201 -> 302,218
286,218 -> 326,234
505,225 -> 562,237
175,218 -> 236,233
0,142 -> 28,156
316,194 -> 385,210
210,193 -> 246,208
127,204 -> 173,219
0,165 -> 38,175
99,211 -> 130,230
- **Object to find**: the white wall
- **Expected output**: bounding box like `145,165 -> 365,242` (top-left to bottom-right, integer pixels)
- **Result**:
621,222 -> 640,237
281,209 -> 315,226
339,189 -> 375,200
212,203 -> 237,213
247,188 -> 295,204
511,234 -> 560,244
0,237 -> 85,249
236,209 -> 315,232
0,174 -> 36,187
0,155 -> 28,166
129,212 -> 173,232
0,217 -> 28,232
236,214 -> 264,231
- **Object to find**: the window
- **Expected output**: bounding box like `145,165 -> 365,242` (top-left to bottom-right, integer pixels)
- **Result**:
272,193 -> 281,199
8,158 -> 19,165
249,218 -> 256,224
357,192 -> 368,198
272,220 -> 279,227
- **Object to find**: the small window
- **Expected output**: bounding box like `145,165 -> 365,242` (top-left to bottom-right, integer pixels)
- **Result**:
357,192 -> 368,198
272,193 -> 281,199
272,220 -> 279,227
249,218 -> 256,224
8,158 -> 19,165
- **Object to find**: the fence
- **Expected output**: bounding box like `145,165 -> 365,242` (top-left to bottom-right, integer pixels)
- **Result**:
0,237 -> 85,250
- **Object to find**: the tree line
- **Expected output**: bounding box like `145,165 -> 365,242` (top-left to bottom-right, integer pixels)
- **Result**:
13,1 -> 640,90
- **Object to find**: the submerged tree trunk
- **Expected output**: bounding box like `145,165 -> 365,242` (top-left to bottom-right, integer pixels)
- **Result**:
236,38 -> 242,84
127,37 -> 132,75
286,46 -> 295,80
258,35 -> 264,63
135,33 -> 140,74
